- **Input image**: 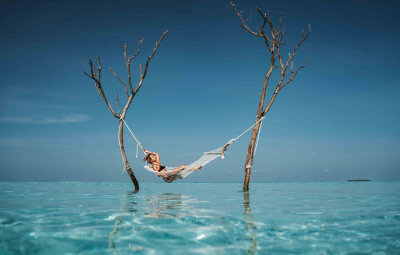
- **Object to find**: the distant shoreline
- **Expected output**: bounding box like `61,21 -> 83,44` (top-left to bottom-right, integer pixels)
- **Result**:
348,180 -> 371,182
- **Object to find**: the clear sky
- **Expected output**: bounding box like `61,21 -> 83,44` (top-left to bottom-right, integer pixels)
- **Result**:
0,0 -> 399,182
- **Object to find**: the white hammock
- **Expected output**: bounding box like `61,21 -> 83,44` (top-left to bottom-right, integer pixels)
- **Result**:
144,140 -> 235,183
121,116 -> 265,183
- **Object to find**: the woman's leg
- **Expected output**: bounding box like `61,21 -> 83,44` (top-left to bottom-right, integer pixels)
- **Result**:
168,165 -> 187,175
193,165 -> 202,171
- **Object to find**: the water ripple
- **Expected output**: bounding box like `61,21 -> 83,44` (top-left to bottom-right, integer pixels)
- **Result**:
0,182 -> 399,254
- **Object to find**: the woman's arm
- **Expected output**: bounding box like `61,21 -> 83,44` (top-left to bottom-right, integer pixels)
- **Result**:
152,152 -> 160,163
144,149 -> 160,163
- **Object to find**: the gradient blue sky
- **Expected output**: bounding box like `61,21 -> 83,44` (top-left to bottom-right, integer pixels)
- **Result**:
0,0 -> 399,182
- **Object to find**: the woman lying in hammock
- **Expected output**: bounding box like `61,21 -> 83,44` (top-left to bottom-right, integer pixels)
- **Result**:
143,149 -> 202,182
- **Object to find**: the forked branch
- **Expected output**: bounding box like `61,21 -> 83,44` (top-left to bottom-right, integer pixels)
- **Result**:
84,56 -> 119,118
140,30 -> 168,81
280,57 -> 311,89
231,3 -> 311,117
84,30 -> 168,120
283,24 -> 311,74
230,2 -> 261,38
123,38 -> 144,94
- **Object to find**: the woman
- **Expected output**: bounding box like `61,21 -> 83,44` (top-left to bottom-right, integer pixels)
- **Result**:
143,149 -> 202,182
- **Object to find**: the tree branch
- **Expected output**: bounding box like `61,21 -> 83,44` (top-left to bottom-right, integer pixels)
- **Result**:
128,38 -> 144,63
231,2 -> 263,38
110,68 -> 129,98
97,55 -> 102,82
116,92 -> 121,115
280,57 -> 311,89
277,13 -> 284,32
284,24 -> 311,71
132,30 -> 168,98
117,30 -> 168,121
123,39 -> 144,94
83,57 -> 119,118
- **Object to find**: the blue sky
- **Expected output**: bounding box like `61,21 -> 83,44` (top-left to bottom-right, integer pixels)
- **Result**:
0,0 -> 399,182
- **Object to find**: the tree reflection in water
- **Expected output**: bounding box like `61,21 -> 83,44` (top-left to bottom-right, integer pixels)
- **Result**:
244,191 -> 258,255
109,191 -> 138,250
109,190 -> 258,254
142,193 -> 189,219
109,191 -> 198,250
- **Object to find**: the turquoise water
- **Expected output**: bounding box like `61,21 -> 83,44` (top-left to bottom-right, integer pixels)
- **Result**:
0,182 -> 399,254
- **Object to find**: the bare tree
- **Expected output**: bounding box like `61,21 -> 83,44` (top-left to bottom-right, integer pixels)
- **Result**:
84,30 -> 168,192
231,3 -> 311,191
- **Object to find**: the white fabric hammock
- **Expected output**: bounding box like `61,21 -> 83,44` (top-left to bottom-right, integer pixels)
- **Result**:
121,116 -> 265,183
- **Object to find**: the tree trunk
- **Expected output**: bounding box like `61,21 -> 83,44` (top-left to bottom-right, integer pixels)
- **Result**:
84,31 -> 168,192
243,119 -> 262,191
118,120 -> 139,192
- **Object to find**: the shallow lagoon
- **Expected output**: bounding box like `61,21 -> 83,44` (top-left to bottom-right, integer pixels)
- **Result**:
0,182 -> 399,254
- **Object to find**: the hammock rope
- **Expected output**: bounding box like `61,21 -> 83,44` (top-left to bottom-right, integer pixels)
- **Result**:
254,117 -> 263,155
121,116 -> 265,182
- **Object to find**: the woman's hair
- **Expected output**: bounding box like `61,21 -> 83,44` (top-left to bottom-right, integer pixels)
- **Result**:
143,154 -> 153,163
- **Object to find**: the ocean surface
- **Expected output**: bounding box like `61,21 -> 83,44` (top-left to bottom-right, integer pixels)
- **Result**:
0,182 -> 399,254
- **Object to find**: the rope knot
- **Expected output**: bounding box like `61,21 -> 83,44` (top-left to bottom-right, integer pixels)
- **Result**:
228,139 -> 236,144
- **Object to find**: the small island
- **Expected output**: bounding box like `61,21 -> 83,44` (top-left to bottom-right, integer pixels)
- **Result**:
348,180 -> 371,182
